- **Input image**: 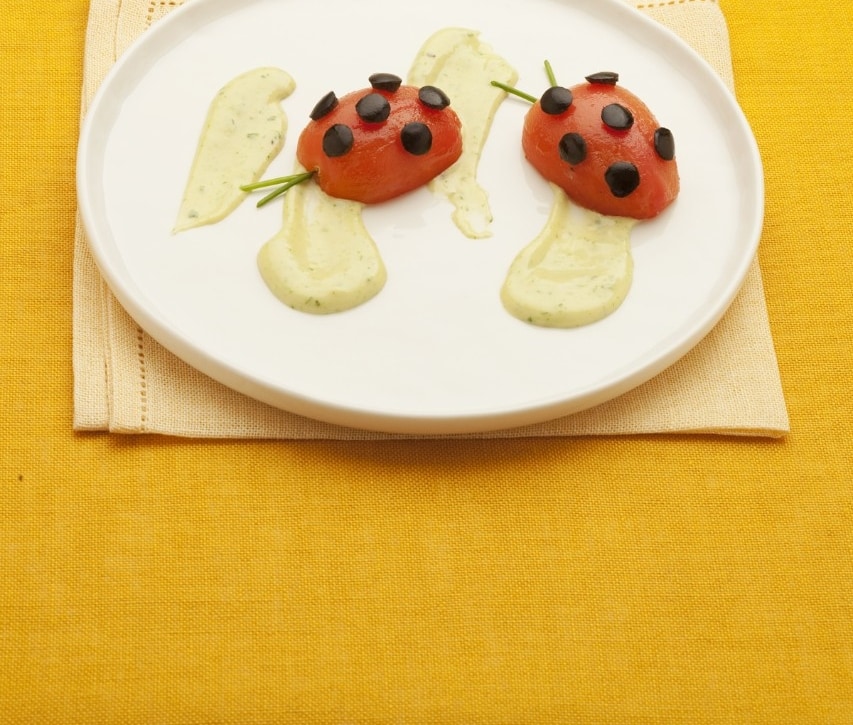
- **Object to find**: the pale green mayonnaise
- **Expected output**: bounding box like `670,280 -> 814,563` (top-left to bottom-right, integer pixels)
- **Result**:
173,67 -> 295,233
257,165 -> 386,314
501,186 -> 637,328
408,27 -> 517,239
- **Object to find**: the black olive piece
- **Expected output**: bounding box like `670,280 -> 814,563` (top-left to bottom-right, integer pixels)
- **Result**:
540,86 -> 573,115
310,91 -> 338,121
418,85 -> 451,110
356,92 -> 391,123
585,71 -> 619,85
558,132 -> 587,165
604,161 -> 640,197
369,73 -> 403,92
322,124 -> 354,158
400,122 -> 432,155
601,103 -> 634,130
654,127 -> 675,160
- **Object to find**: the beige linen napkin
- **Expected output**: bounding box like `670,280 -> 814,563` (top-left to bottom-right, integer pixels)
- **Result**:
72,0 -> 790,439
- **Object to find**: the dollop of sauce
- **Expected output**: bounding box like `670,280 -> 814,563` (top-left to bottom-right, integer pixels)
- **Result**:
408,28 -> 518,239
173,67 -> 295,233
501,186 -> 636,328
257,165 -> 386,314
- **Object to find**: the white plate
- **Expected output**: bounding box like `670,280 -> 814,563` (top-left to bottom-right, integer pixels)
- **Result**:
77,0 -> 763,434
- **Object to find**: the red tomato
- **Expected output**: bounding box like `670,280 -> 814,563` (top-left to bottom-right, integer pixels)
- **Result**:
522,74 -> 679,219
296,75 -> 463,204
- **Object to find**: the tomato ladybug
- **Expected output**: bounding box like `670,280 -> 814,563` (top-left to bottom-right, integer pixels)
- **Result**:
294,73 -> 463,204
498,69 -> 679,219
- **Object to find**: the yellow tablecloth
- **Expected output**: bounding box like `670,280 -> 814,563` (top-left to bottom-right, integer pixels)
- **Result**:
1,0 -> 851,722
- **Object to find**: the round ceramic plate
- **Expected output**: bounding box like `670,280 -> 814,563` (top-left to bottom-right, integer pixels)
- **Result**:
77,0 -> 763,434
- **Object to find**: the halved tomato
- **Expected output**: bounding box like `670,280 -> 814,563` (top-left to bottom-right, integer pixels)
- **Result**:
522,73 -> 679,219
296,74 -> 463,204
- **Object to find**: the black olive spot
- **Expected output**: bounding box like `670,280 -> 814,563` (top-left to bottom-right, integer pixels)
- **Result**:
605,161 -> 640,198
322,124 -> 354,158
540,86 -> 573,115
654,127 -> 675,160
601,103 -> 634,130
558,132 -> 587,165
418,85 -> 451,110
401,122 -> 432,155
356,92 -> 391,123
585,71 -> 619,85
309,91 -> 338,121
369,73 -> 403,92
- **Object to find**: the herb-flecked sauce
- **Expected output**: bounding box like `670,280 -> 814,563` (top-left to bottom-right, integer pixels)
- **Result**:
408,27 -> 518,239
501,186 -> 636,328
174,67 -> 295,233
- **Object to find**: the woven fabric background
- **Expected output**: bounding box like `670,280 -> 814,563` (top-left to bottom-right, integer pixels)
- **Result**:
1,0 -> 852,723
